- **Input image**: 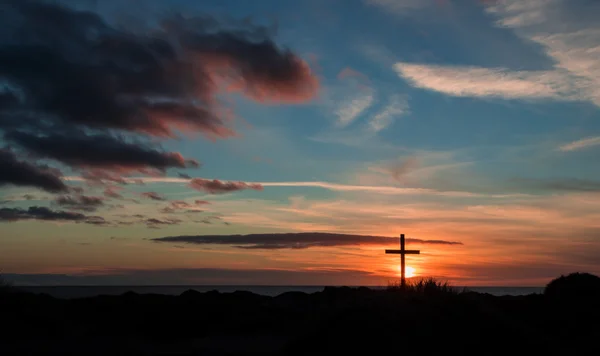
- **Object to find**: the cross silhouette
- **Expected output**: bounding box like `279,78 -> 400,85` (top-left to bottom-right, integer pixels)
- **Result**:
385,234 -> 420,288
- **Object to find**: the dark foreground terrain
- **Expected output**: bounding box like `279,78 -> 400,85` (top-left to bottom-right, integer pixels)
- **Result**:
2,273 -> 600,356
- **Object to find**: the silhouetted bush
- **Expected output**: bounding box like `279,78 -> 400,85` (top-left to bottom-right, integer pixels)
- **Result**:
544,272 -> 600,302
387,277 -> 458,296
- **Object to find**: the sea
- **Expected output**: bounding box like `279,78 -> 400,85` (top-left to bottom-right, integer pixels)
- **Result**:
15,285 -> 544,299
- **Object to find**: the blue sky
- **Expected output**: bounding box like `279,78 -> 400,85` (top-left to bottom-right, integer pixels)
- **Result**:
2,0 -> 600,286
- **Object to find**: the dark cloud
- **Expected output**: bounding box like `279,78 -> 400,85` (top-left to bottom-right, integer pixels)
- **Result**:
151,232 -> 463,249
195,200 -> 211,205
141,192 -> 167,201
178,172 -> 192,179
160,200 -> 193,213
5,130 -> 199,173
0,206 -> 107,225
0,148 -> 68,193
189,178 -> 263,194
160,206 -> 176,214
170,200 -> 192,209
103,186 -> 123,199
54,194 -> 105,212
511,177 -> 600,192
0,0 -> 318,188
146,217 -> 182,229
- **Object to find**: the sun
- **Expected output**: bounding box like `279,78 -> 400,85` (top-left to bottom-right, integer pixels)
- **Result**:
406,266 -> 416,278
397,265 -> 417,278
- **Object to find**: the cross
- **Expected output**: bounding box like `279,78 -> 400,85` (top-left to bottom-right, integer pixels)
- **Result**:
385,234 -> 420,288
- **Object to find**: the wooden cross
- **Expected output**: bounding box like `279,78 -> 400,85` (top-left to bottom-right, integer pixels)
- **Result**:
385,234 -> 420,288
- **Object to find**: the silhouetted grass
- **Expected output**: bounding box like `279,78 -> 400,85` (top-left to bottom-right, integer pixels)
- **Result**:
387,277 -> 458,296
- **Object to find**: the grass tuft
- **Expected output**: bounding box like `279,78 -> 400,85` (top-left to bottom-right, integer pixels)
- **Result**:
387,277 -> 458,296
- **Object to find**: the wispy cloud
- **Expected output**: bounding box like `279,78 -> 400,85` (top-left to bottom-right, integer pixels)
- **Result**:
394,62 -> 574,100
335,91 -> 375,127
558,136 -> 600,152
485,0 -> 600,105
240,181 -> 521,198
368,95 -> 409,132
395,1 -> 600,106
329,68 -> 375,128
510,177 -> 600,193
63,176 -> 522,198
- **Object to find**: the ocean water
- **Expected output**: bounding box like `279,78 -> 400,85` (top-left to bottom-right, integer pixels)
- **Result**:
16,285 -> 544,299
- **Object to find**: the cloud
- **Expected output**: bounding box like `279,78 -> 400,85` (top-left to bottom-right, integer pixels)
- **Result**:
54,194 -> 105,212
145,217 -> 182,229
160,200 -> 194,213
0,0 -> 318,137
368,95 -> 409,133
486,1 -> 600,106
510,178 -> 600,193
258,181 -> 515,198
396,1 -> 600,106
65,175 -> 525,198
103,186 -> 123,199
558,136 -> 600,152
0,206 -> 107,225
195,200 -> 211,205
387,157 -> 420,182
170,200 -> 192,209
394,62 -> 574,100
141,192 -> 167,201
326,68 -> 374,128
151,232 -> 463,249
189,178 -> 264,194
0,0 -> 318,188
0,148 -> 68,193
5,130 -> 199,173
335,92 -> 374,128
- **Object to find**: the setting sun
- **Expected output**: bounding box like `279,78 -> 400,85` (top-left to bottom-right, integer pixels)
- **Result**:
397,265 -> 416,278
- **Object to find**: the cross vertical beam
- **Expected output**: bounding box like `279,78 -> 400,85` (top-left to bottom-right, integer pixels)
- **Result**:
400,234 -> 406,288
385,233 -> 420,288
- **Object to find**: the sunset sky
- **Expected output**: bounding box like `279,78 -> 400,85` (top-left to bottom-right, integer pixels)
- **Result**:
2,0 -> 600,286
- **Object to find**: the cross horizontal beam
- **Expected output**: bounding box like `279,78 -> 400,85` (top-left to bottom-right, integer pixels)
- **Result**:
385,249 -> 420,254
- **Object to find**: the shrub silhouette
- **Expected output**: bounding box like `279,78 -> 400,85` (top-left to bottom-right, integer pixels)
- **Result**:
387,277 -> 457,296
544,272 -> 600,301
